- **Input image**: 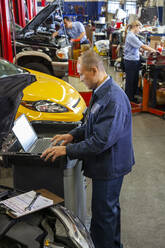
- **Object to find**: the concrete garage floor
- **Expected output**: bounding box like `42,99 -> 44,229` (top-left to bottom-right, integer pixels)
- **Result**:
0,63 -> 165,248
121,113 -> 165,248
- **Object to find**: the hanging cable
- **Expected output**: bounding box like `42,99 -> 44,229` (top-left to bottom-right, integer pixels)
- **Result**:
57,0 -> 69,45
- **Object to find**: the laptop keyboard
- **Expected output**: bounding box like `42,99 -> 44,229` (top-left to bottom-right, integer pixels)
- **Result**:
30,139 -> 53,154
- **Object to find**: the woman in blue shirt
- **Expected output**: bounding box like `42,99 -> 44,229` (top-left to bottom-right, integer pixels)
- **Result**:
124,20 -> 156,102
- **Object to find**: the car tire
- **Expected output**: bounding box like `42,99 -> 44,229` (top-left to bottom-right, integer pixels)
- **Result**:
24,62 -> 51,75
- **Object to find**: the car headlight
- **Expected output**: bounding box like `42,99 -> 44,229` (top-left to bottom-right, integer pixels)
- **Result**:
21,100 -> 68,113
56,47 -> 69,59
51,205 -> 94,248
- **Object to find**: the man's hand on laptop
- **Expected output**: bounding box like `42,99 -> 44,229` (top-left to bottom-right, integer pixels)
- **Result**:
40,146 -> 66,162
41,134 -> 73,162
51,134 -> 73,146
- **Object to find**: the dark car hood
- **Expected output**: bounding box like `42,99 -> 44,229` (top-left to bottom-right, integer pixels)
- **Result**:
21,1 -> 59,34
0,74 -> 36,147
0,74 -> 36,97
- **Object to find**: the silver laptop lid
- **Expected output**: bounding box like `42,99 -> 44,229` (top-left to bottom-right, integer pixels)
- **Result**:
12,114 -> 38,152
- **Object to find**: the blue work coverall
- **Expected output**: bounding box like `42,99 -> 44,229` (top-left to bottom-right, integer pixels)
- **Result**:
66,76 -> 135,248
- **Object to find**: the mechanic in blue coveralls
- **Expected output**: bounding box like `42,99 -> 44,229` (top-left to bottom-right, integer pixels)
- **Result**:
124,20 -> 156,102
41,49 -> 135,248
52,16 -> 89,44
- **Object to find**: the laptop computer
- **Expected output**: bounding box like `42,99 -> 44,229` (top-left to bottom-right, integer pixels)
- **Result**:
12,114 -> 54,154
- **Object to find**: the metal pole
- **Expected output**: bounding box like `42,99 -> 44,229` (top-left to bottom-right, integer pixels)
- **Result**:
33,0 -> 37,17
0,0 -> 13,62
12,0 -> 17,24
13,0 -> 26,27
26,0 -> 33,20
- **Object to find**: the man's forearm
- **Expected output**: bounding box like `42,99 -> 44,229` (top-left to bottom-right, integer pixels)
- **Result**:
141,44 -> 156,53
52,31 -> 59,38
76,32 -> 85,40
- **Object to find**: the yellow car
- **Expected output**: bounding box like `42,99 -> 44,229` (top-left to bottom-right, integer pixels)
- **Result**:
0,59 -> 86,123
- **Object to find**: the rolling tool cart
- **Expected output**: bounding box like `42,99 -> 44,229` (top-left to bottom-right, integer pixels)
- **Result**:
1,128 -> 87,224
131,52 -> 165,119
1,121 -> 87,220
0,73 -> 87,224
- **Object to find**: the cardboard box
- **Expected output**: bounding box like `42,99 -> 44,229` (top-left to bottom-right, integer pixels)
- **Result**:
150,36 -> 161,49
156,88 -> 165,105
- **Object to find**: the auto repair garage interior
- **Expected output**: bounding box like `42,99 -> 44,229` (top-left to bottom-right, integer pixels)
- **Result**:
0,0 -> 165,247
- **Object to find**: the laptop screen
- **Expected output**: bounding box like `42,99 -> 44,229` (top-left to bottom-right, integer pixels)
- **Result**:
12,114 -> 37,152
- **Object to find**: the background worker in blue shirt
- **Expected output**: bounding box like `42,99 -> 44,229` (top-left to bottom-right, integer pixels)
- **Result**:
41,49 -> 135,248
124,20 -> 156,102
52,16 -> 89,44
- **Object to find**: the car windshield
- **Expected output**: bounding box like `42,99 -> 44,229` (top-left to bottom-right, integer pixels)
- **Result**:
0,59 -> 28,78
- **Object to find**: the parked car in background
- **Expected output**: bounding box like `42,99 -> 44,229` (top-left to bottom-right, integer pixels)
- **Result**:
13,0 -> 70,78
0,58 -> 86,123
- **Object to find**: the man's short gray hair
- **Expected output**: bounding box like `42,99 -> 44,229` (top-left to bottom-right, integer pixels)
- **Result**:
78,49 -> 105,71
